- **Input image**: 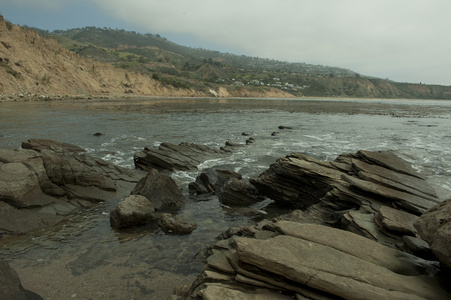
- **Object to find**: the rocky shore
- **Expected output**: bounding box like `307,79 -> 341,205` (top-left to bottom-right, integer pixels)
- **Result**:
1,137 -> 450,299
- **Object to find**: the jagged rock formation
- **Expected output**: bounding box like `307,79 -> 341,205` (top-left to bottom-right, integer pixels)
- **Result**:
173,150 -> 451,299
0,139 -> 145,234
177,221 -> 449,300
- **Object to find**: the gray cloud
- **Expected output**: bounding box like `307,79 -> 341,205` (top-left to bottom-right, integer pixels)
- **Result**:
5,0 -> 451,85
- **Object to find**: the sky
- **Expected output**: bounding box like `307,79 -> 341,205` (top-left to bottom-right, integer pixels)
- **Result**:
2,0 -> 450,86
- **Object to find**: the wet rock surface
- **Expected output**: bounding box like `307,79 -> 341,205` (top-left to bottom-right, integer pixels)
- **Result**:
110,195 -> 156,228
0,261 -> 43,300
158,213 -> 197,235
0,139 -> 145,234
174,150 -> 451,299
131,169 -> 186,210
134,142 -> 229,171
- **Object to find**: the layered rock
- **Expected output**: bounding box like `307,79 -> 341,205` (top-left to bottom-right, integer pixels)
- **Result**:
179,221 -> 449,300
250,150 -> 440,246
134,142 -> 229,171
134,140 -> 249,172
0,139 -> 145,234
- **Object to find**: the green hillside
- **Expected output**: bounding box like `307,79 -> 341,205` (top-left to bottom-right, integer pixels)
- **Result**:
30,26 -> 451,99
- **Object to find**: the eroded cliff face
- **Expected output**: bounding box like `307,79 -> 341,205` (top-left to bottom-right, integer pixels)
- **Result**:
0,17 -> 205,99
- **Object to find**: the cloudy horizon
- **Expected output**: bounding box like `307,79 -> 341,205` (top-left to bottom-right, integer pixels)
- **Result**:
2,0 -> 450,85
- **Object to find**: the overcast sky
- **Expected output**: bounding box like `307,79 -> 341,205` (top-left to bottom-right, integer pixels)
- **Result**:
2,0 -> 450,85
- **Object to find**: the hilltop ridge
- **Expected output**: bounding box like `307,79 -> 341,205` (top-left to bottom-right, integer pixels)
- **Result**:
2,17 -> 451,100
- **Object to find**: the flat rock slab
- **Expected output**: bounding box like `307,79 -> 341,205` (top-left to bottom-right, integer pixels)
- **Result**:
233,222 -> 449,300
134,142 -> 229,171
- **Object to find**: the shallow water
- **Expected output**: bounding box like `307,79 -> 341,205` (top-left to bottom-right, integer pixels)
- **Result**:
1,98 -> 451,299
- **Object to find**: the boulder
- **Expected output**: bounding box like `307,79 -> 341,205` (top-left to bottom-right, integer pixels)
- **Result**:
414,198 -> 451,268
110,195 -> 155,228
158,213 -> 197,234
189,168 -> 242,195
0,140 -> 145,234
134,142 -> 229,171
131,169 -> 186,210
0,261 -> 43,299
0,162 -> 55,208
218,178 -> 264,206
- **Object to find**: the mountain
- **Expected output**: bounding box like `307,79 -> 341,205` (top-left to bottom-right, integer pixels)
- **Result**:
2,17 -> 451,100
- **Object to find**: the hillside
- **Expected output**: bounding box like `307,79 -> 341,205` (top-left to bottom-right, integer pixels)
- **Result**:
2,17 -> 451,100
0,17 -> 293,100
44,26 -> 451,100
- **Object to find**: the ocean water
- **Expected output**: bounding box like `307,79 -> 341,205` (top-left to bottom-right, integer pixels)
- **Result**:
1,98 -> 451,298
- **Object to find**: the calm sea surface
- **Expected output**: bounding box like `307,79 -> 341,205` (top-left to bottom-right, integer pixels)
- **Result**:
1,97 -> 451,298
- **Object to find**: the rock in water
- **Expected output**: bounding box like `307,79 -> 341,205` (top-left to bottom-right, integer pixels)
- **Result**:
0,139 -> 145,234
131,169 -> 186,210
0,261 -> 44,299
158,213 -> 197,234
181,221 -> 450,300
110,195 -> 155,228
414,198 -> 451,269
134,142 -> 228,171
188,168 -> 242,195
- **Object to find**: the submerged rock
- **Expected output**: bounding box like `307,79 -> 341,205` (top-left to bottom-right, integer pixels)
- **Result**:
0,261 -> 43,299
110,195 -> 155,229
158,213 -> 197,234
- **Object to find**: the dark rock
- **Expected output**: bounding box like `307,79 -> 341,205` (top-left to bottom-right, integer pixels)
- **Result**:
134,142 -> 229,171
189,168 -> 242,195
245,138 -> 255,145
250,153 -> 344,208
21,138 -> 86,154
218,178 -> 264,206
241,132 -> 251,136
402,236 -> 436,260
131,169 -> 186,210
251,151 -> 439,215
278,126 -> 293,130
158,213 -> 197,234
93,132 -> 104,136
0,260 -> 44,299
414,198 -> 451,269
110,195 -> 155,228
